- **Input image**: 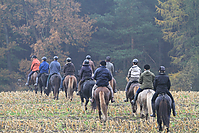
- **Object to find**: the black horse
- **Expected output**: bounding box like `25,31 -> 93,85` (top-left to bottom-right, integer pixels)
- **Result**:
80,79 -> 96,111
155,93 -> 172,132
37,73 -> 48,95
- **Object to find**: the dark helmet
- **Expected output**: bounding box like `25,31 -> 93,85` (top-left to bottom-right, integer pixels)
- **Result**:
32,55 -> 37,58
159,66 -> 165,71
144,64 -> 150,70
42,56 -> 47,61
132,58 -> 138,64
54,56 -> 58,60
84,59 -> 89,64
100,60 -> 106,66
86,55 -> 91,59
66,57 -> 71,62
106,56 -> 111,62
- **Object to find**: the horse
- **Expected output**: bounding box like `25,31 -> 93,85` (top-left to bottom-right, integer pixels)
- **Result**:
37,73 -> 48,95
132,89 -> 155,121
63,75 -> 77,101
155,93 -> 172,132
109,77 -> 117,93
27,72 -> 38,94
93,87 -> 111,122
45,74 -> 61,100
126,83 -> 140,113
79,79 -> 96,111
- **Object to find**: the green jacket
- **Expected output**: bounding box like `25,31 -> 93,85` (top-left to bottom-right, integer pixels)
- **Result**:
139,70 -> 155,89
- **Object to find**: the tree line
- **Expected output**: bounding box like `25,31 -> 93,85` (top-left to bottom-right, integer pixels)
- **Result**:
0,0 -> 198,91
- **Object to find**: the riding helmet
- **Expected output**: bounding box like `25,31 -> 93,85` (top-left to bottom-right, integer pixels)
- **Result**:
42,56 -> 47,61
144,64 -> 150,70
32,55 -> 37,58
54,56 -> 58,60
66,57 -> 71,62
84,59 -> 89,64
106,56 -> 111,62
159,66 -> 165,71
132,58 -> 138,64
86,55 -> 91,59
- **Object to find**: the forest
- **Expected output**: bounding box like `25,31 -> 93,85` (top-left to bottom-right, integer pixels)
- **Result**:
0,0 -> 198,92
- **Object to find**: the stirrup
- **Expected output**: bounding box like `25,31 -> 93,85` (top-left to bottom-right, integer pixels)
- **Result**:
131,100 -> 136,105
150,114 -> 156,117
124,99 -> 128,102
25,83 -> 29,86
34,83 -> 37,86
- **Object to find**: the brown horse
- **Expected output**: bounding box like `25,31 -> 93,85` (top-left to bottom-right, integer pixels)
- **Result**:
48,74 -> 61,100
109,77 -> 117,93
134,89 -> 155,121
93,87 -> 111,122
27,72 -> 38,94
126,83 -> 140,113
63,75 -> 77,101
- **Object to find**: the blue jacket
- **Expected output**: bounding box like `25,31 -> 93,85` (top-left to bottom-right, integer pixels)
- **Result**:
39,61 -> 49,74
93,66 -> 112,87
49,60 -> 61,75
79,64 -> 92,81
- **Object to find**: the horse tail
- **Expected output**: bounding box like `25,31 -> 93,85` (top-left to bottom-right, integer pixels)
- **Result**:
159,98 -> 170,127
68,76 -> 74,90
99,91 -> 107,121
146,90 -> 153,116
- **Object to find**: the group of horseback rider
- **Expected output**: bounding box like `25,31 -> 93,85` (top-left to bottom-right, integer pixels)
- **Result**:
25,55 -> 176,117
25,55 -> 115,103
124,59 -> 176,117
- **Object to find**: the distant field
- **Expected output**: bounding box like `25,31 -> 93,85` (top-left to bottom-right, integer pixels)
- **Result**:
0,90 -> 198,132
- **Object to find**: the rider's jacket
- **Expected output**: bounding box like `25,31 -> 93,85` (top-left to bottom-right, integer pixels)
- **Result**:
31,58 -> 40,71
79,64 -> 92,81
93,66 -> 112,87
153,73 -> 171,93
127,65 -> 141,82
139,70 -> 155,89
49,60 -> 61,75
39,61 -> 49,74
63,62 -> 75,76
106,62 -> 114,76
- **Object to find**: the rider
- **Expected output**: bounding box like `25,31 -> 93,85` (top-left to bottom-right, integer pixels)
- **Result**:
124,59 -> 141,102
77,59 -> 92,95
84,55 -> 95,74
34,57 -> 49,86
131,64 -> 155,105
105,56 -> 114,76
45,56 -> 61,90
25,55 -> 40,86
90,60 -> 115,103
150,66 -> 176,117
60,57 -> 76,90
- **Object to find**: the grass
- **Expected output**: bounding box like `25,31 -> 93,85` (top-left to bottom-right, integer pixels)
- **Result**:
0,90 -> 198,132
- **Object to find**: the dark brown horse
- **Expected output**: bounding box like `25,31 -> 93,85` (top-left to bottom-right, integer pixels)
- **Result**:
27,72 -> 38,94
38,73 -> 48,95
93,87 -> 111,121
63,75 -> 77,101
109,77 -> 117,93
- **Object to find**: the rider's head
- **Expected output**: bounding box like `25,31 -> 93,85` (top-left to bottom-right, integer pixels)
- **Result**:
106,56 -> 111,62
132,58 -> 138,65
54,56 -> 58,60
86,55 -> 91,60
144,64 -> 150,70
42,56 -> 47,61
66,57 -> 71,62
32,55 -> 37,59
159,66 -> 165,73
84,59 -> 89,64
100,60 -> 106,66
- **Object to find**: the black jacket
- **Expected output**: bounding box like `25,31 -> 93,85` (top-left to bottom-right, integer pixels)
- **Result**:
63,62 -> 75,76
79,64 -> 92,81
153,73 -> 171,93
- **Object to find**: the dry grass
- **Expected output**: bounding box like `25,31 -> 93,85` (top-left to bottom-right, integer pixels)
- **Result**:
0,91 -> 198,132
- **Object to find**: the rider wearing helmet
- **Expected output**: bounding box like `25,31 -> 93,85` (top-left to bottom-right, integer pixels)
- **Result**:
124,59 -> 141,102
105,56 -> 114,76
84,55 -> 95,74
25,55 -> 40,86
131,64 -> 155,105
45,56 -> 61,90
34,57 -> 49,86
60,57 -> 76,90
77,59 -> 92,95
150,66 -> 176,117
90,60 -> 115,103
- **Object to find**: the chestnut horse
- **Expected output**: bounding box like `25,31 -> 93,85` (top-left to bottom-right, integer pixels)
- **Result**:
63,75 -> 77,101
109,77 -> 117,93
93,87 -> 111,121
27,72 -> 38,94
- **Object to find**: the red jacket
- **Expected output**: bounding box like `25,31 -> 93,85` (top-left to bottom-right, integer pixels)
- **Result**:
31,58 -> 40,71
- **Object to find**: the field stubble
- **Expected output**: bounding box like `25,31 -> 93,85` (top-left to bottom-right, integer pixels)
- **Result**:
0,90 -> 198,132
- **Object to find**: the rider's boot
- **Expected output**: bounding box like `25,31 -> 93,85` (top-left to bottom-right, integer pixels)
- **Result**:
150,103 -> 156,117
25,77 -> 30,86
124,92 -> 128,102
34,77 -> 39,86
131,93 -> 138,105
172,102 -> 176,116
